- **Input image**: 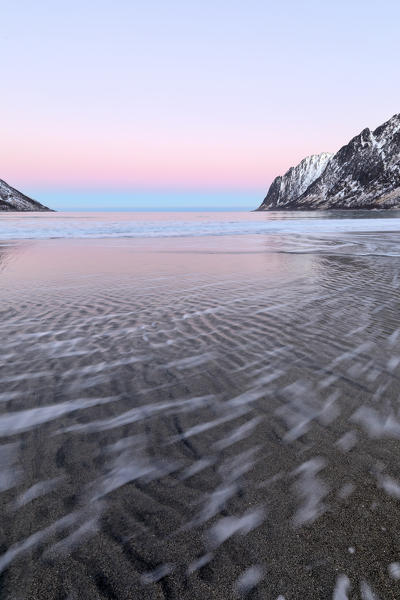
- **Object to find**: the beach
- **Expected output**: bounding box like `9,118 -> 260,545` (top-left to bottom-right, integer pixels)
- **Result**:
1,212 -> 400,599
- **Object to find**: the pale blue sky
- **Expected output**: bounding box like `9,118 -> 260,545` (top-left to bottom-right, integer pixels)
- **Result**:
1,0 -> 399,210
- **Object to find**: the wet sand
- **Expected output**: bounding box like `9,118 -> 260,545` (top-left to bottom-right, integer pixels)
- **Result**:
1,234 -> 400,599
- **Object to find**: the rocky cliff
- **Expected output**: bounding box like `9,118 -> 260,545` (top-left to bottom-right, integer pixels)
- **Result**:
257,113 -> 400,210
0,179 -> 51,211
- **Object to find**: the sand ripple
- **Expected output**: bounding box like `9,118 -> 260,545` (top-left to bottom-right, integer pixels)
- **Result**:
0,234 -> 400,598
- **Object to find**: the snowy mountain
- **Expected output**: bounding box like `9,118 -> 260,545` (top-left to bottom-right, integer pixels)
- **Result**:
0,179 -> 51,211
257,113 -> 400,210
257,153 -> 333,210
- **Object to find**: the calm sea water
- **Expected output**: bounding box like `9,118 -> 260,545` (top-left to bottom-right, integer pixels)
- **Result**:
1,211 -> 400,599
1,209 -> 400,240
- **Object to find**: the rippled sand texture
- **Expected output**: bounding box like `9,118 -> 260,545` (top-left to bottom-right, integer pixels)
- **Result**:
1,235 -> 400,599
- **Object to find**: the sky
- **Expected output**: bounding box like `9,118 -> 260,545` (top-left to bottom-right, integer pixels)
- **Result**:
1,0 -> 400,210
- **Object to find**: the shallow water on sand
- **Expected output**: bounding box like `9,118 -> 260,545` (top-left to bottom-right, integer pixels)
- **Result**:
1,217 -> 400,599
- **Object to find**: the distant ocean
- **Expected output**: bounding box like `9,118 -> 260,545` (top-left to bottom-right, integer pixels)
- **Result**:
2,209 -> 400,242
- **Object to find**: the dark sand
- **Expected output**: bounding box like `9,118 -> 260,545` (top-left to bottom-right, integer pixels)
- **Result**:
1,235 -> 400,599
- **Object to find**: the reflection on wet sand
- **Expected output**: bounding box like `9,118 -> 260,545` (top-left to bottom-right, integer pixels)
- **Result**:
0,244 -> 17,273
0,235 -> 400,599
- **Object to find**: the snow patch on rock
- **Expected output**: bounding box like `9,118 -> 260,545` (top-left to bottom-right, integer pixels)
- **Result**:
258,113 -> 400,210
0,179 -> 50,212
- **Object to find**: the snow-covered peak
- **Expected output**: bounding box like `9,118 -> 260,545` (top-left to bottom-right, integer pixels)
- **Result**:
258,152 -> 333,209
374,113 -> 400,136
281,152 -> 333,198
258,112 -> 400,210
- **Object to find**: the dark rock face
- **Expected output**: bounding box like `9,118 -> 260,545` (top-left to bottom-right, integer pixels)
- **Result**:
257,113 -> 400,210
0,179 -> 51,211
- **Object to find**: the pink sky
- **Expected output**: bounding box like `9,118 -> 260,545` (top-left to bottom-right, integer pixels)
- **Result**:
1,1 -> 400,203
